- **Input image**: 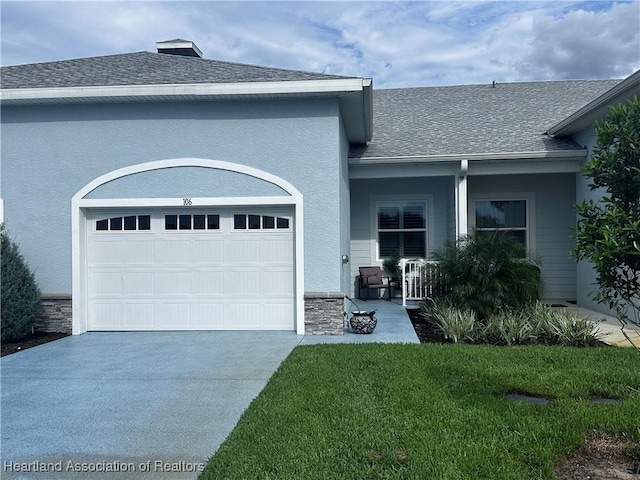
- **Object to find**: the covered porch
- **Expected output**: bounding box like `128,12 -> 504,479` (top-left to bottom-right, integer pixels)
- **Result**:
349,154 -> 583,304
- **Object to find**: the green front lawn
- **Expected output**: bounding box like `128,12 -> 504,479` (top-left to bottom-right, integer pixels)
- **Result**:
201,344 -> 639,479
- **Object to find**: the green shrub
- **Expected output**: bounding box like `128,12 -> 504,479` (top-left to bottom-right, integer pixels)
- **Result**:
431,230 -> 542,320
419,300 -> 606,347
420,300 -> 478,343
482,310 -> 538,346
1,224 -> 42,342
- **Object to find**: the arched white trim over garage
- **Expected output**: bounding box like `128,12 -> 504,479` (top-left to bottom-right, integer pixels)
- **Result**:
72,158 -> 305,335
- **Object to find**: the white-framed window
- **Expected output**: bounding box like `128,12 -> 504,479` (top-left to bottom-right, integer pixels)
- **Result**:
376,201 -> 427,259
472,197 -> 532,249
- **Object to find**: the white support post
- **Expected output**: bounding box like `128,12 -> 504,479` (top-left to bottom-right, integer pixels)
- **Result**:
456,160 -> 469,238
401,258 -> 407,307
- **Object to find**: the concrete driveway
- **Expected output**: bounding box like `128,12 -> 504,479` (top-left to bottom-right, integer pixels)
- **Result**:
1,331 -> 303,480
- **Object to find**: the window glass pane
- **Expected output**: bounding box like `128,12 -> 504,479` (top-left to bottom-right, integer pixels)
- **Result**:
403,203 -> 425,229
379,206 -> 400,229
248,214 -> 261,230
138,215 -> 151,230
207,215 -> 220,230
263,216 -> 275,229
193,215 -> 205,230
476,200 -> 526,228
403,232 -> 426,258
277,217 -> 290,229
508,230 -> 526,245
379,232 -> 400,258
110,217 -> 122,230
96,219 -> 108,231
179,215 -> 191,230
123,215 -> 136,230
234,214 -> 246,229
165,215 -> 178,230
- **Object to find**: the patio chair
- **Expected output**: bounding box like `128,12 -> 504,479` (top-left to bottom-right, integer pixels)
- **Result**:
358,266 -> 391,301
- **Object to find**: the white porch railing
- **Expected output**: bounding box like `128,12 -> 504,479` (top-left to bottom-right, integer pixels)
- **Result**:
401,259 -> 445,306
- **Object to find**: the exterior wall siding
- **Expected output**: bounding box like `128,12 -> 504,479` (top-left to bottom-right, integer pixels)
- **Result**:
1,98 -> 345,295
468,173 -> 577,301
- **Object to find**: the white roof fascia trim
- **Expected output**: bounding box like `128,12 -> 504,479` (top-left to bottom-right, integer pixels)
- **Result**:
348,149 -> 586,165
1,78 -> 367,103
547,70 -> 640,136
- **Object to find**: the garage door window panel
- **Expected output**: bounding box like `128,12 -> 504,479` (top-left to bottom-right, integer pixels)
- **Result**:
234,214 -> 291,231
95,215 -> 152,232
165,214 -> 221,232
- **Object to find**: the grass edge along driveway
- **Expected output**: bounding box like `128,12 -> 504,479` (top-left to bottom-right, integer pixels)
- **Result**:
201,343 -> 639,480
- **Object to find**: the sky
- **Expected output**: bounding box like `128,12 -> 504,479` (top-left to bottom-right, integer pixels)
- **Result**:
1,1 -> 639,89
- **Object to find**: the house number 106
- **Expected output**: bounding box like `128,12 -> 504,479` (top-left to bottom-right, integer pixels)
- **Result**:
183,198 -> 192,206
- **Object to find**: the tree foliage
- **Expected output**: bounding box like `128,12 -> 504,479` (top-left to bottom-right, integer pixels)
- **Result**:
1,224 -> 42,342
572,95 -> 640,332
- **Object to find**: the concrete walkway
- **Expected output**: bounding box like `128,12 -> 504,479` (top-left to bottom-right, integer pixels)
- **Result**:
0,303 -> 417,480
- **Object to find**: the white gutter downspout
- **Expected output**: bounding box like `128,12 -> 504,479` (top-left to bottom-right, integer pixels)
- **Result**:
455,160 -> 469,238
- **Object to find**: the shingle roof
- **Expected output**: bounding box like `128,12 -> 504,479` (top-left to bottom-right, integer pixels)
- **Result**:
350,79 -> 622,158
0,51 -> 354,89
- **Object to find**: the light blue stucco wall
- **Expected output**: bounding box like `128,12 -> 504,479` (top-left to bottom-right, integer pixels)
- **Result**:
572,127 -> 620,316
339,120 -> 352,293
1,98 -> 345,293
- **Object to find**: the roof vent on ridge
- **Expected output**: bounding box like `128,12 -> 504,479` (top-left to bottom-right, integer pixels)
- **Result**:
155,38 -> 203,58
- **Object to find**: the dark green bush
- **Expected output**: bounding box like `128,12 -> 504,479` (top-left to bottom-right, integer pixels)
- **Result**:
1,224 -> 42,342
431,229 -> 542,320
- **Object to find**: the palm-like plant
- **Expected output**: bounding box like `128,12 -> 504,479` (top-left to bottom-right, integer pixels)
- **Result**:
431,230 -> 542,320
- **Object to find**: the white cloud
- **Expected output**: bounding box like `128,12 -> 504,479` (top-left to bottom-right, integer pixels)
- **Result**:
1,1 -> 638,87
517,2 -> 640,79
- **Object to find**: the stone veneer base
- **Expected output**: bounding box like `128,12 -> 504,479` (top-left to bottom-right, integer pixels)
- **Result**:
304,292 -> 345,335
35,294 -> 73,334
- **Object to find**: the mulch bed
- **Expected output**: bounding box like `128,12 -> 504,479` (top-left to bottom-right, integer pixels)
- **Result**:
406,307 -> 448,344
1,332 -> 70,357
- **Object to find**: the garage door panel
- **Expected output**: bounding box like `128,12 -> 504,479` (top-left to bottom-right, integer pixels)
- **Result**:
88,239 -> 122,266
88,271 -> 122,296
191,239 -> 225,263
260,238 -> 294,263
227,239 -> 261,263
155,270 -> 191,296
191,303 -> 225,327
90,303 -> 123,330
191,271 -> 225,295
260,270 -> 294,296
261,303 -> 295,329
156,239 -> 191,264
155,302 -> 191,329
226,302 -> 261,327
123,303 -> 156,328
123,271 -> 155,295
87,207 -> 295,331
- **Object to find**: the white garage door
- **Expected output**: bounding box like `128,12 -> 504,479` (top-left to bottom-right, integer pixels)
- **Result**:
86,207 -> 295,331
